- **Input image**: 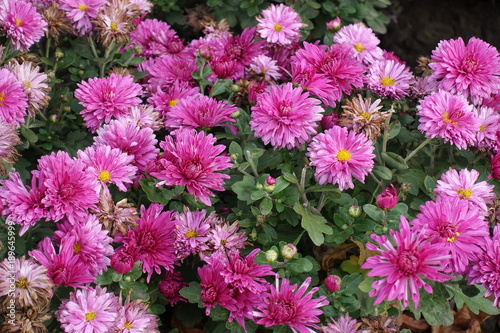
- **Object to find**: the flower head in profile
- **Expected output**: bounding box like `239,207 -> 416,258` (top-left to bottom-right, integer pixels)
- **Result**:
256,4 -> 304,45
116,297 -> 160,333
253,276 -> 328,333
0,68 -> 29,125
361,216 -> 451,308
320,314 -> 361,333
417,90 -> 478,149
250,83 -> 324,150
150,128 -> 232,206
430,37 -> 500,100
158,270 -> 188,307
333,23 -> 383,65
366,59 -> 414,99
0,120 -> 21,175
307,125 -> 375,191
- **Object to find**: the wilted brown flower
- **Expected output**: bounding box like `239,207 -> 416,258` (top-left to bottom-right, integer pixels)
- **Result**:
92,188 -> 138,237
360,314 -> 400,333
1,303 -> 51,333
42,2 -> 72,43
185,4 -> 217,32
415,56 -> 434,77
94,1 -> 134,48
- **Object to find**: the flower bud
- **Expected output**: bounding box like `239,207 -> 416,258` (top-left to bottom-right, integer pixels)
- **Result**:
249,229 -> 258,241
231,109 -> 241,119
230,153 -> 239,162
256,215 -> 266,226
490,154 -> 500,180
281,244 -> 297,260
265,249 -> 278,263
230,84 -> 240,92
110,250 -> 135,274
55,49 -> 64,58
49,114 -> 59,123
325,275 -> 342,292
263,176 -> 276,193
376,184 -> 398,210
326,17 -> 342,32
348,205 -> 361,218
320,113 -> 339,131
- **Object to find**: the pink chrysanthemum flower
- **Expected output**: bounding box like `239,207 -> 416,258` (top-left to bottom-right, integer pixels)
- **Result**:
320,314 -> 361,333
223,27 -> 264,68
429,37 -> 500,100
198,258 -> 236,315
53,213 -> 114,277
250,54 -> 281,81
125,104 -> 163,131
75,73 -> 143,132
0,119 -> 21,174
164,94 -> 236,131
116,297 -> 160,333
208,220 -> 247,253
0,68 -> 29,125
307,125 -> 375,191
78,145 -> 138,192
129,18 -> 184,58
147,82 -> 199,118
366,59 -> 414,100
250,83 -> 324,150
94,118 -> 159,172
410,76 -> 438,99
253,277 -> 328,333
0,256 -> 54,308
122,203 -> 177,282
174,208 -> 211,259
0,0 -> 47,50
333,23 -> 384,65
434,168 -> 495,214
416,90 -> 478,149
473,106 -> 500,151
149,128 -> 232,206
146,55 -> 197,91
60,0 -> 106,36
361,216 -> 451,308
7,61 -> 50,114
56,285 -> 120,333
37,151 -> 99,223
29,237 -> 95,287
411,196 -> 489,275
158,270 -> 188,306
256,4 -> 304,45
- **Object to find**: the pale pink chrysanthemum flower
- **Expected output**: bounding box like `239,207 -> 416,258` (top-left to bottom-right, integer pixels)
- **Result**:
253,276 -> 328,333
147,82 -> 199,118
434,168 -> 495,214
361,216 -> 452,308
0,119 -> 21,174
75,73 -> 143,132
333,23 -> 384,66
0,0 -> 47,50
94,118 -> 159,172
60,0 -> 106,36
430,37 -> 500,100
0,256 -> 54,308
123,104 -> 163,131
473,106 -> 500,151
164,94 -> 236,131
129,18 -> 184,58
116,297 -> 160,333
256,3 -> 304,45
6,61 -> 50,114
56,285 -> 120,333
250,83 -> 324,150
53,213 -> 114,277
410,76 -> 438,99
250,54 -> 281,81
411,196 -> 489,275
127,0 -> 152,15
307,125 -> 375,191
320,314 -> 362,333
174,208 -> 211,259
78,145 -> 138,192
149,128 -> 232,206
208,220 -> 247,253
0,68 -> 28,125
366,59 -> 414,100
416,90 -> 478,150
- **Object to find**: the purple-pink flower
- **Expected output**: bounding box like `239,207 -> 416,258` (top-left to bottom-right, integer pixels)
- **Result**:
0,68 -> 29,125
333,23 -> 383,65
256,4 -> 304,45
60,0 -> 106,36
366,59 -> 414,99
129,18 -> 184,58
173,208 -> 211,259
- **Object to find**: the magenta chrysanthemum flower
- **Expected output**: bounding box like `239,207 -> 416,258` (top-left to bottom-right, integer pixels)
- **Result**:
122,203 -> 177,282
164,94 -> 236,131
129,18 -> 184,58
361,216 -> 451,308
256,4 -> 304,45
320,314 -> 361,333
116,298 -> 160,333
94,118 -> 159,172
0,68 -> 29,124
0,0 -> 47,50
434,168 -> 495,214
7,61 -> 50,114
333,23 -> 384,65
429,37 -> 500,100
411,196 -> 489,275
198,258 -> 236,315
307,125 -> 375,191
473,106 -> 500,151
366,59 -> 414,99
147,82 -> 199,118
174,208 -> 211,259
37,151 -> 99,223
75,73 -> 143,132
208,221 -> 247,253
250,83 -> 324,150
223,27 -> 264,68
250,54 -> 281,81
149,128 -> 232,206
56,285 -> 120,333
158,270 -> 188,307
253,277 -> 328,333
145,55 -> 197,91
416,90 -> 478,149
60,0 -> 106,36
78,145 -> 138,192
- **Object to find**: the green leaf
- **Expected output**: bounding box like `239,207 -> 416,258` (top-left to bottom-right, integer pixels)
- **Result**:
363,204 -> 383,223
381,152 -> 408,170
179,282 -> 202,305
388,120 -> 401,139
282,171 -> 298,184
210,79 -> 233,97
293,203 -> 333,246
424,175 -> 436,193
446,284 -> 500,315
413,284 -> 453,326
149,304 -> 166,315
260,198 -> 273,215
20,127 -> 38,143
231,175 -> 256,204
286,258 -> 314,273
341,273 -> 363,295
396,169 -> 428,195
372,166 -> 393,180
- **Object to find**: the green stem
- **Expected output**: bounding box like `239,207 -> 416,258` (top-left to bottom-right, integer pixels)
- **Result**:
1,39 -> 11,63
403,137 -> 433,164
316,192 -> 327,212
244,150 -> 259,178
45,37 -> 51,59
297,166 -> 322,215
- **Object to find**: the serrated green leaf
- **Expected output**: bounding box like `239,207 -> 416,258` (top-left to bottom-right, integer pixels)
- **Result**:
446,284 -> 500,315
179,282 -> 201,304
231,175 -> 256,204
341,273 -> 363,295
293,203 -> 333,246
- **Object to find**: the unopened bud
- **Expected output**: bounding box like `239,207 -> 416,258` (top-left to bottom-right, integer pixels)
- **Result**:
400,183 -> 411,193
256,215 -> 266,226
326,17 -> 342,32
230,84 -> 240,92
263,176 -> 276,193
255,183 -> 263,190
348,205 -> 361,218
55,49 -> 64,58
325,275 -> 342,292
230,153 -> 238,162
133,45 -> 142,54
265,249 -> 278,263
376,184 -> 398,210
249,229 -> 258,241
281,244 -> 297,260
49,114 -> 59,123
231,110 -> 241,119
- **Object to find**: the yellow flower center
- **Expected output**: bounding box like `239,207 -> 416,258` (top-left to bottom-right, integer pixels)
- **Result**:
457,188 -> 472,199
380,77 -> 395,86
360,111 -> 371,121
479,125 -> 486,132
16,277 -> 28,289
110,22 -> 118,32
85,312 -> 96,321
353,42 -> 365,53
124,321 -> 133,329
220,239 -> 227,246
73,242 -> 81,254
443,112 -> 457,125
15,18 -> 22,26
98,170 -> 111,182
262,68 -> 267,74
78,4 -> 87,11
169,99 -> 179,107
274,24 -> 282,32
336,149 -> 351,162
24,81 -> 31,87
185,230 -> 197,238
0,92 -> 4,106
447,232 -> 460,242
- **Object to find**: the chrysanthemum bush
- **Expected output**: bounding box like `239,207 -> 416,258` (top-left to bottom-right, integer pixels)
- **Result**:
1,1 -> 500,332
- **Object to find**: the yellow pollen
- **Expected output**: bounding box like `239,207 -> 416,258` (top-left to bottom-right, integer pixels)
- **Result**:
98,170 -> 111,182
185,230 -> 197,238
24,81 -> 31,87
262,68 -> 267,74
337,149 -> 351,162
78,4 -> 87,11
73,242 -> 81,254
85,312 -> 96,321
124,321 -> 133,329
0,92 -> 4,106
16,277 -> 28,289
15,18 -> 22,26
457,188 -> 472,199
447,232 -> 460,242
360,111 -> 371,121
220,239 -> 227,246
479,125 -> 487,132
353,42 -> 365,53
169,99 -> 179,107
274,24 -> 282,32
443,112 -> 458,125
380,77 -> 395,86
110,22 -> 118,32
